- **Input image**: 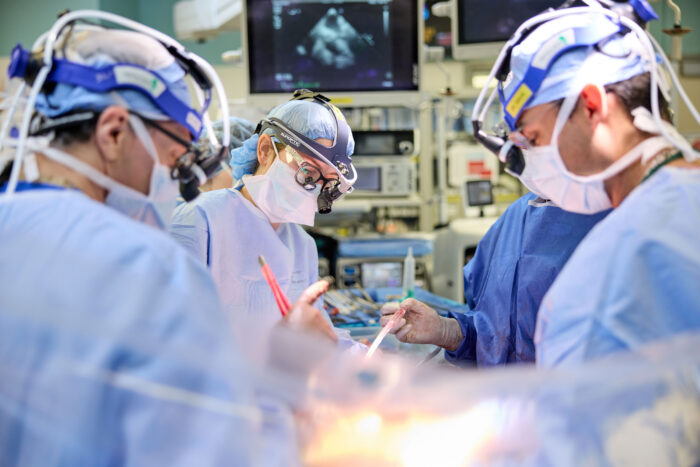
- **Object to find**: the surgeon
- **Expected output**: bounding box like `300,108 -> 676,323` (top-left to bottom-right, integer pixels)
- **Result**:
170,90 -> 356,342
168,91 -> 356,466
380,192 -> 608,366
0,12 -> 328,465
469,1 -> 700,366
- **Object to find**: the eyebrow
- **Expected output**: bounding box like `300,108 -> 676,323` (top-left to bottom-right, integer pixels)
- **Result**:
516,123 -> 534,137
517,101 -> 561,131
515,113 -> 537,132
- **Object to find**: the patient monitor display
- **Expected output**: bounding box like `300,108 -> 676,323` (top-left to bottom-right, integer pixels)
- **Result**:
455,0 -> 558,44
246,0 -> 419,94
452,0 -> 559,59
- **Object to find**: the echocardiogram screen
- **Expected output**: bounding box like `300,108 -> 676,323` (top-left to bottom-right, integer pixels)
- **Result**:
247,0 -> 419,93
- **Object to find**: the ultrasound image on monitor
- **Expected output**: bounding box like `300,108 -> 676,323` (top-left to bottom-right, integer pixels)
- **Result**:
247,0 -> 419,94
295,7 -> 375,70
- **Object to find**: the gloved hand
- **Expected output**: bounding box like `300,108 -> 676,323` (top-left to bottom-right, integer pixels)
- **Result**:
379,298 -> 463,351
284,280 -> 337,343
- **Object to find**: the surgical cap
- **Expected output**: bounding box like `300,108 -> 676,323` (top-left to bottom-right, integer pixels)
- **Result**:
504,13 -> 650,112
34,29 -> 190,121
230,99 -> 355,179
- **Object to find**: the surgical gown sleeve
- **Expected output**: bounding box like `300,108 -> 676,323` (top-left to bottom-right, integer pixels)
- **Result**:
0,190 -> 258,466
444,193 -> 609,367
536,167 -> 700,367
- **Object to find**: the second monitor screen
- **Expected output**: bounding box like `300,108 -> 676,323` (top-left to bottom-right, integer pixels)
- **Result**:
247,0 -> 419,93
456,0 -> 560,45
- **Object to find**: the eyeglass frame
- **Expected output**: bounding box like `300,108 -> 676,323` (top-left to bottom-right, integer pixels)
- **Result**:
130,110 -> 212,180
282,144 -> 342,197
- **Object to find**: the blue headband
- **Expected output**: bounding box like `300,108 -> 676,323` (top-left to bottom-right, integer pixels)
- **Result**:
9,45 -> 207,138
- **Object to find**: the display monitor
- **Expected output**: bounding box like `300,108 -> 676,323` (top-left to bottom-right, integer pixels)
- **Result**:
465,180 -> 493,207
244,0 -> 422,106
352,130 -> 417,156
361,262 -> 402,288
354,134 -> 396,156
354,166 -> 382,192
451,0 -> 561,60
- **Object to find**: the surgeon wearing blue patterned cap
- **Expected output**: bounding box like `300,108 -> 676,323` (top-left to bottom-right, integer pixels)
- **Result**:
0,14 -> 264,465
12,26 -> 205,228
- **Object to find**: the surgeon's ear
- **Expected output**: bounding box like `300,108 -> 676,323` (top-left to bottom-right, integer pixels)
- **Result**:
94,106 -> 130,163
256,133 -> 276,173
580,84 -> 609,122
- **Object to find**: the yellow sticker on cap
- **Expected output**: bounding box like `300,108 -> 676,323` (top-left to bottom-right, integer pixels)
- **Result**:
329,96 -> 354,105
506,83 -> 533,118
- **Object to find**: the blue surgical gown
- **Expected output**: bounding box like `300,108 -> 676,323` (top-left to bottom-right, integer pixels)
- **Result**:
536,167 -> 700,367
0,184 -> 258,466
445,193 -> 610,367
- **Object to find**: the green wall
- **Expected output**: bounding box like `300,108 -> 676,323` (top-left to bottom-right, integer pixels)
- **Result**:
135,0 -> 241,65
648,0 -> 700,56
0,0 -> 98,54
0,0 -> 241,64
0,0 -> 696,64
99,0 -> 139,21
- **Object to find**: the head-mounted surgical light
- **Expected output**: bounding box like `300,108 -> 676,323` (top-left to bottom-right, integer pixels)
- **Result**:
2,10 -> 230,201
255,90 -> 356,214
471,0 -> 662,178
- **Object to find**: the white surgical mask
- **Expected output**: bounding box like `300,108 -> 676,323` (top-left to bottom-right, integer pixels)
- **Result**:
104,163 -> 179,229
516,89 -> 674,214
104,113 -> 179,228
242,146 -> 320,226
22,112 -> 180,230
518,145 -> 615,214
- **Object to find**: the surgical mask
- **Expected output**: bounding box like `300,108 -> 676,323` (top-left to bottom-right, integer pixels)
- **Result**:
104,163 -> 179,229
104,113 -> 179,228
518,147 -> 614,214
18,113 -> 180,230
516,89 -> 675,214
242,146 -> 320,226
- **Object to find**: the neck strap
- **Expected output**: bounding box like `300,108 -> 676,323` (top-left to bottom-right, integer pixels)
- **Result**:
642,150 -> 683,182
